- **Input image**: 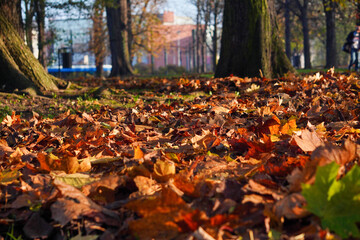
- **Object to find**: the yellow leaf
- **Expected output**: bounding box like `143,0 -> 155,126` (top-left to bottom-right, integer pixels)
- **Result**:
154,160 -> 176,177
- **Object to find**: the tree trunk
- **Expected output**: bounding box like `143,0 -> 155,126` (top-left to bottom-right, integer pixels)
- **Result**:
196,0 -> 201,73
35,0 -> 47,68
127,0 -> 133,63
24,0 -> 35,53
0,12 -> 59,95
296,0 -> 312,69
323,0 -> 337,68
284,0 -> 291,60
106,0 -> 133,77
215,0 -> 294,78
212,5 -> 218,73
91,1 -> 107,77
0,0 -> 24,39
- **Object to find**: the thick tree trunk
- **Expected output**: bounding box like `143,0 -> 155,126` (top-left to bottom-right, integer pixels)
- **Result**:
0,0 -> 24,39
0,12 -> 59,94
215,0 -> 294,78
323,0 -> 337,68
35,0 -> 47,68
106,0 -> 133,77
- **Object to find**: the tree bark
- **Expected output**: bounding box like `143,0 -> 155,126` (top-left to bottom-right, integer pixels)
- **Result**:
0,0 -> 24,39
196,0 -> 201,73
323,0 -> 337,68
91,0 -> 107,77
284,0 -> 291,60
24,0 -> 35,53
212,4 -> 218,72
35,0 -> 47,68
215,0 -> 294,78
0,12 -> 59,94
106,0 -> 133,77
294,0 -> 311,69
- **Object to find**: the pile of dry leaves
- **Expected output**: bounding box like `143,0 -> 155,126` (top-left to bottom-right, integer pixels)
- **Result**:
0,69 -> 360,239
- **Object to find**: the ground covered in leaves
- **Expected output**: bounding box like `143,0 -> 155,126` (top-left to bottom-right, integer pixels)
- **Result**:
1,70 -> 360,239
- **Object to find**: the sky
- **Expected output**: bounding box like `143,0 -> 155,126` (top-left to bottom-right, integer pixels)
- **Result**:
164,0 -> 197,18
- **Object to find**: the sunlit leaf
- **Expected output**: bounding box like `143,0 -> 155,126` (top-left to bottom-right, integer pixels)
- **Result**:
302,163 -> 360,238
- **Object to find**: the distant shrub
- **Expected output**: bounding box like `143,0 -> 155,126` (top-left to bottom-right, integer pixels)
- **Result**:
156,65 -> 187,75
133,63 -> 152,75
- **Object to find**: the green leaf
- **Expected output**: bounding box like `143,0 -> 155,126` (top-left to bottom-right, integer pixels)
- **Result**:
302,162 -> 360,238
53,173 -> 98,189
70,235 -> 99,240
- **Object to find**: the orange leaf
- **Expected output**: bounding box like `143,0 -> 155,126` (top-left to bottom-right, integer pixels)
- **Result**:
37,153 -> 51,172
133,145 -> 144,160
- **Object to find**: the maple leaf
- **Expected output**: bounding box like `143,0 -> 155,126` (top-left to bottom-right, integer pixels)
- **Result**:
51,179 -> 120,226
302,162 -> 360,238
293,129 -> 323,152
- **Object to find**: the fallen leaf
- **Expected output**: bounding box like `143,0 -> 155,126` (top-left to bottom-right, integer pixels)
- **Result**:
51,179 -> 119,226
23,212 -> 53,239
274,193 -> 309,219
293,129 -> 323,152
133,145 -> 144,160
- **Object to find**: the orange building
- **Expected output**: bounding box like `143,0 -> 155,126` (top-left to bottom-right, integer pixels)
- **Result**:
145,11 -> 208,71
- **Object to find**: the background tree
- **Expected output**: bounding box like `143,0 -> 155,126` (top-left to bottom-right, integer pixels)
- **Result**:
323,0 -> 337,68
284,0 -> 291,59
215,0 -> 294,78
90,0 -> 108,77
130,0 -> 166,74
106,0 -> 133,77
24,0 -> 35,53
191,0 -> 224,73
35,0 -> 47,68
292,0 -> 312,69
209,0 -> 224,72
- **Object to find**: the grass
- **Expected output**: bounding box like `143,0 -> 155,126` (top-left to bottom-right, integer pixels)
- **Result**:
0,106 -> 12,122
296,68 -> 348,74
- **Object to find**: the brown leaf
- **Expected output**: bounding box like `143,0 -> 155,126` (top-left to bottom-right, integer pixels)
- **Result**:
61,156 -> 80,174
126,188 -> 187,218
274,193 -> 309,219
51,179 -> 119,226
293,129 -> 323,152
23,212 -> 53,239
133,176 -> 160,196
78,157 -> 91,172
153,160 -> 176,180
81,175 -> 128,196
37,152 -> 51,172
311,139 -> 357,166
